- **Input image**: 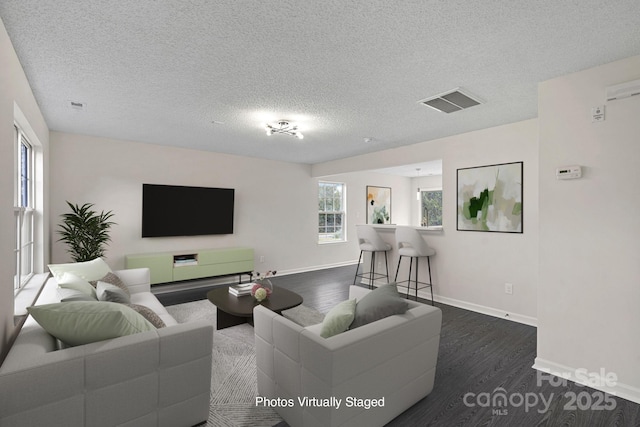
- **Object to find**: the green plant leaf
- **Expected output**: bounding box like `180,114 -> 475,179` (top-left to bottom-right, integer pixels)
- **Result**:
58,201 -> 116,262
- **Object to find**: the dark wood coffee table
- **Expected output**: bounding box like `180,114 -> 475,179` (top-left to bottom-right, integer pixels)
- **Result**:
206,286 -> 303,330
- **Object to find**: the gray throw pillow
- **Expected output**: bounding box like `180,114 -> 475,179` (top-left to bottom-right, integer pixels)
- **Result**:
350,283 -> 409,329
96,281 -> 131,304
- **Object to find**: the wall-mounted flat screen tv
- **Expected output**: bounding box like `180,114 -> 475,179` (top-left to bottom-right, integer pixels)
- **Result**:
142,184 -> 234,237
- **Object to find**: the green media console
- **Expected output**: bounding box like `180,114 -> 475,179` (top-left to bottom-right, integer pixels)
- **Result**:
125,247 -> 254,285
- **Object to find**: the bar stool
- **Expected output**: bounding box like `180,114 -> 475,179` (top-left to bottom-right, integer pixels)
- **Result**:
353,225 -> 392,289
394,226 -> 435,304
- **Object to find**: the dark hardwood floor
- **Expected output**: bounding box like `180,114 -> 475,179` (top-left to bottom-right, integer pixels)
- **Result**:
156,266 -> 640,427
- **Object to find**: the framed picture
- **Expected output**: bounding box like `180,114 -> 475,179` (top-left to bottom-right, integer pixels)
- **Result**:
457,161 -> 523,233
366,186 -> 391,224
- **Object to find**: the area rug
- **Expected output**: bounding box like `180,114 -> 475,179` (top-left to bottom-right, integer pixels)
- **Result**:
165,300 -> 324,427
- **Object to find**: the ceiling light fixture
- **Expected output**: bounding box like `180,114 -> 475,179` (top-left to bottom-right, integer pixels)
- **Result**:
265,120 -> 304,139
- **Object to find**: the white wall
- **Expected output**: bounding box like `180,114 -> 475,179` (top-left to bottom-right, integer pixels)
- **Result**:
314,119 -> 539,323
49,132 -> 409,278
0,18 -> 49,359
536,55 -> 640,402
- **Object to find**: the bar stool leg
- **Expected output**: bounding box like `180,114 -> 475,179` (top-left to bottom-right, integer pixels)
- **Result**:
406,257 -> 413,299
414,257 -> 419,301
384,251 -> 390,283
427,256 -> 434,305
369,251 -> 376,289
353,250 -> 364,286
394,255 -> 402,282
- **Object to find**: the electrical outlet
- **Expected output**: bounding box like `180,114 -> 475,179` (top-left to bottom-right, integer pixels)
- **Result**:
259,256 -> 265,263
505,283 -> 513,294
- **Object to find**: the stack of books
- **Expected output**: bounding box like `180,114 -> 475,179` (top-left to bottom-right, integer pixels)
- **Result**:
228,283 -> 254,297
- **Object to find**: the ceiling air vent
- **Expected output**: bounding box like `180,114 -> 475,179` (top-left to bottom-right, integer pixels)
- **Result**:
418,88 -> 483,113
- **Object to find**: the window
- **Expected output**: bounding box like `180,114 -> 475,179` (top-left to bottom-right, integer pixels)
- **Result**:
14,125 -> 34,290
318,182 -> 346,243
420,188 -> 442,228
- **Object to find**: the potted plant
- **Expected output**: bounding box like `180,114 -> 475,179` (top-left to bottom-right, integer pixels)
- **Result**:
58,202 -> 116,262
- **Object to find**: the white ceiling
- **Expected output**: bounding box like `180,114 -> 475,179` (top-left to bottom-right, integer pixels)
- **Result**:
1,1 -> 639,165
373,160 -> 442,178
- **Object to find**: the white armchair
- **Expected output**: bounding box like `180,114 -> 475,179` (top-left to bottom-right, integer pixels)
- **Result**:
254,285 -> 442,427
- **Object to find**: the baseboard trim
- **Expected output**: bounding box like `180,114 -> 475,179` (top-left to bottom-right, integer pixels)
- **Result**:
152,261 -> 360,294
533,357 -> 640,405
275,260 -> 359,276
417,291 -> 537,327
153,262 -> 539,329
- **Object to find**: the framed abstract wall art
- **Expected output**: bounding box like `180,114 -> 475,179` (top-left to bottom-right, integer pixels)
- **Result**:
457,161 -> 523,233
366,186 -> 391,224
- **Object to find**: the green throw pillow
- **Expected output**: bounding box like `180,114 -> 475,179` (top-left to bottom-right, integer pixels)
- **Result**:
320,299 -> 357,338
350,283 -> 409,329
27,301 -> 155,347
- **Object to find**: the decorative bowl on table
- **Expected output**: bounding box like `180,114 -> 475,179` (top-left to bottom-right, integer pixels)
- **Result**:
251,271 -> 276,302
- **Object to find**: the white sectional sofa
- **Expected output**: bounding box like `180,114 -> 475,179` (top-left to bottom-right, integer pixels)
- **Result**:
0,268 -> 213,427
254,285 -> 442,427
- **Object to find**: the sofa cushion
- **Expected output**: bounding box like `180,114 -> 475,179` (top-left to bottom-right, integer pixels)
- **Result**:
48,257 -> 112,282
97,281 -> 131,304
27,301 -> 156,346
350,283 -> 408,329
320,299 -> 357,338
90,271 -> 131,296
56,272 -> 98,298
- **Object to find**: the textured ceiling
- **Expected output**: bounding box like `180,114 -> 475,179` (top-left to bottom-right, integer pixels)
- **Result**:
1,1 -> 639,165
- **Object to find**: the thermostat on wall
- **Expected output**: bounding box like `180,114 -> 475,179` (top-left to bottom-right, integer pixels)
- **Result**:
556,165 -> 582,180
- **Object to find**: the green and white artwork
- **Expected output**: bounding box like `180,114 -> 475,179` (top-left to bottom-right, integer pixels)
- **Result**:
457,162 -> 523,233
366,186 -> 391,224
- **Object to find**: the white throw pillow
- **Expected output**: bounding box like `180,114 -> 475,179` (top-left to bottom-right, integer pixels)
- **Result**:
57,272 -> 97,298
48,257 -> 112,282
